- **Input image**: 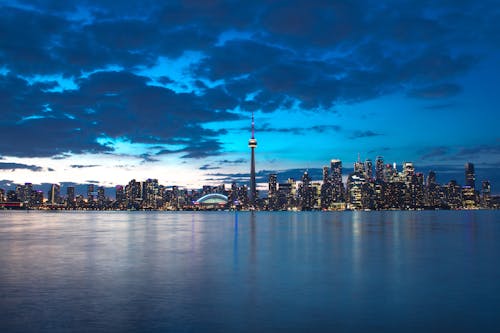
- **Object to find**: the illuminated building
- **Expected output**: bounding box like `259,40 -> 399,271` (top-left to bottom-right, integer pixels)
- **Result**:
97,186 -> 106,207
320,166 -> 332,209
300,171 -> 314,210
194,193 -> 228,209
462,186 -> 476,209
67,186 -> 75,206
444,180 -> 462,209
346,171 -> 365,210
425,171 -> 441,208
48,184 -> 61,205
375,156 -> 384,181
268,173 -> 278,210
87,184 -> 95,203
482,181 -> 491,207
330,159 -> 343,203
115,185 -> 124,203
364,159 -> 373,179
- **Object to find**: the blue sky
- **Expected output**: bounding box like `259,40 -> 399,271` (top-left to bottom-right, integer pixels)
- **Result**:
0,0 -> 499,191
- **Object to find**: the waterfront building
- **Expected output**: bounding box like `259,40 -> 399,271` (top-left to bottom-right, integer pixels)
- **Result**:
320,166 -> 332,209
444,180 -> 462,209
87,184 -> 95,203
66,186 -> 75,207
462,186 -> 477,209
346,171 -> 366,210
16,183 -> 33,206
115,185 -> 124,203
482,181 -> 491,208
48,184 -> 61,205
425,171 -> 441,208
97,186 -> 106,208
32,190 -> 44,207
299,171 -> 314,210
268,173 -> 278,210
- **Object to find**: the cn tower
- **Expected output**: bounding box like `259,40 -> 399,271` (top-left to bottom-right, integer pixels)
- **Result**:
248,111 -> 257,206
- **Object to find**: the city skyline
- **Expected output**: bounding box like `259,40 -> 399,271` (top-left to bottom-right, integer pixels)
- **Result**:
1,1 -> 499,189
1,157 -> 497,210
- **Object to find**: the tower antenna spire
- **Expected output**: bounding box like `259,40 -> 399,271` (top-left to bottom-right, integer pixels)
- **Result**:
251,111 -> 255,139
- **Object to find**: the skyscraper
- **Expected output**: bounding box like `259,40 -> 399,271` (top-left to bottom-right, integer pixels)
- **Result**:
268,173 -> 277,210
465,162 -> 475,189
48,184 -> 61,205
330,159 -> 343,202
248,112 -> 258,206
482,180 -> 491,207
87,184 -> 95,202
364,159 -> 373,179
375,156 -> 384,181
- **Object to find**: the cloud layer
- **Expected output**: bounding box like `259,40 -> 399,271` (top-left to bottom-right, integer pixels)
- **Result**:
0,0 -> 498,183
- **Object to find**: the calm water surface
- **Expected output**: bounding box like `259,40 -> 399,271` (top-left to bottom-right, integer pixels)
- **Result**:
0,210 -> 499,332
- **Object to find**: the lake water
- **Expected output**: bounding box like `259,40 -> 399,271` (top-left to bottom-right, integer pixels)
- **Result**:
0,210 -> 499,332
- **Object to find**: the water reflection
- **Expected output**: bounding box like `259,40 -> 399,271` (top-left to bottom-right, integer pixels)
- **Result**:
233,211 -> 238,269
0,211 -> 499,333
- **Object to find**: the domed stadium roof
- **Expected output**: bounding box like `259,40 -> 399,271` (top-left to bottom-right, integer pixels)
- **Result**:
195,193 -> 228,205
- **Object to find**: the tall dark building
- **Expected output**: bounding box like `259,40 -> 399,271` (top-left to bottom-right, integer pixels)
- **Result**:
87,184 -> 95,202
427,171 -> 436,187
268,174 -> 277,198
330,159 -> 343,202
115,185 -> 125,203
482,180 -> 491,207
465,162 -> 475,189
48,184 -> 61,204
375,156 -> 384,181
248,112 -> 258,205
67,186 -> 75,204
300,171 -> 314,210
268,173 -> 277,210
364,159 -> 373,179
322,166 -> 329,183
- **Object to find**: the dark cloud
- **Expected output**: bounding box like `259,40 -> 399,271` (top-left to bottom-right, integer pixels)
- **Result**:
139,153 -> 160,163
199,164 -> 220,170
237,123 -> 342,136
70,165 -> 100,169
350,131 -> 382,139
456,144 -> 500,158
217,158 -> 246,165
0,162 -> 44,172
420,147 -> 450,160
0,70 -> 238,158
419,143 -> 500,162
